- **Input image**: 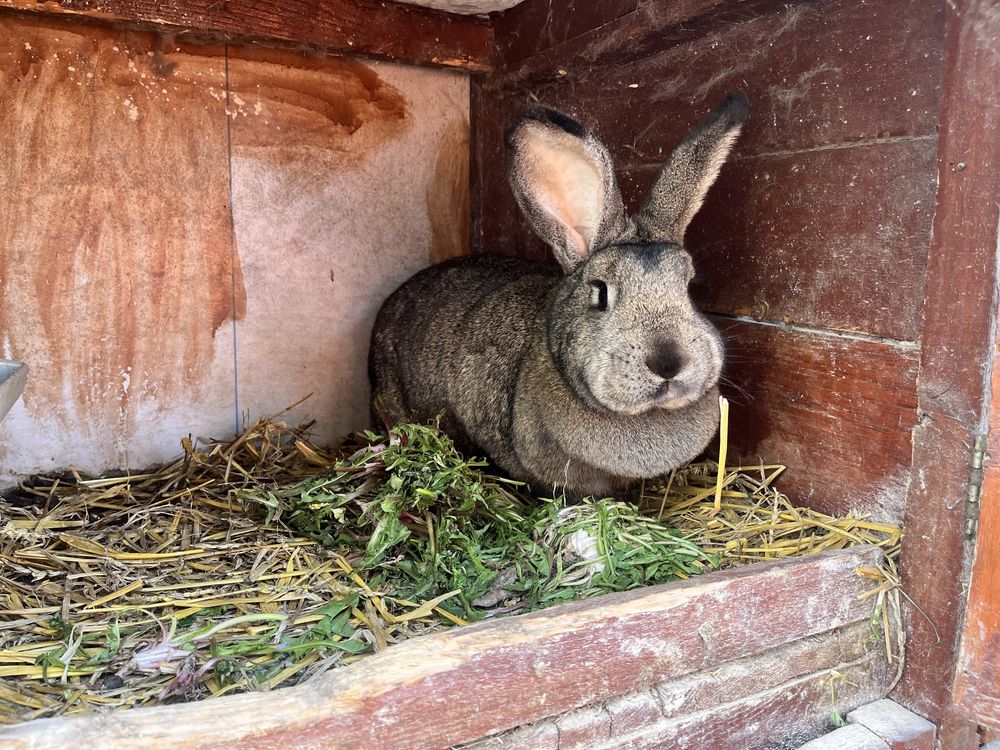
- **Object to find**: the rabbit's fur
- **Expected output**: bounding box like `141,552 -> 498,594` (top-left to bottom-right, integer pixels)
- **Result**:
370,93 -> 747,497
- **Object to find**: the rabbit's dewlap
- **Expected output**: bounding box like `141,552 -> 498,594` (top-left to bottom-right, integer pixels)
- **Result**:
369,93 -> 748,498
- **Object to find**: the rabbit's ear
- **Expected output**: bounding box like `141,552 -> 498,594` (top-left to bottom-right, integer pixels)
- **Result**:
506,107 -> 629,271
636,92 -> 748,244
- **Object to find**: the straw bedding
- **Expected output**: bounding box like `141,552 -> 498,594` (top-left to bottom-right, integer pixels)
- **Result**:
0,405 -> 902,723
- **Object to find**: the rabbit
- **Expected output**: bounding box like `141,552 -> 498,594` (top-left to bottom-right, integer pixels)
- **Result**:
369,92 -> 747,498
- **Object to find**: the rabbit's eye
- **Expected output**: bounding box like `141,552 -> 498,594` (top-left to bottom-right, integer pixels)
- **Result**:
589,280 -> 610,311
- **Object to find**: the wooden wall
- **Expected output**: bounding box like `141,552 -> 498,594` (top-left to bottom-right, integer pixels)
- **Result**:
0,12 -> 469,485
472,0 -> 943,523
472,0 -> 999,744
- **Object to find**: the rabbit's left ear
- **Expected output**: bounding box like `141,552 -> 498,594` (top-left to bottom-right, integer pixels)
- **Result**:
506,107 -> 630,272
637,92 -> 748,244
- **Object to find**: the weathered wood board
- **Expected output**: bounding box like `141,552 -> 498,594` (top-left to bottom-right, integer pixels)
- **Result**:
471,0 -> 942,523
0,16 -> 238,476
0,14 -> 469,482
0,546 -> 885,750
464,619 -> 890,749
226,46 -> 469,446
0,0 -> 493,71
716,320 -> 919,521
914,0 -> 1000,740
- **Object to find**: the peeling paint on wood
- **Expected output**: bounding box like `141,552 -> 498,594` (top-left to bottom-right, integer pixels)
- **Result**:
0,15 -> 470,481
0,16 -> 239,473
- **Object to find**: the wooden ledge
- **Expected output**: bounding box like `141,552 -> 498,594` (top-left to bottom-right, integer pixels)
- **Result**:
0,546 -> 885,749
0,0 -> 493,71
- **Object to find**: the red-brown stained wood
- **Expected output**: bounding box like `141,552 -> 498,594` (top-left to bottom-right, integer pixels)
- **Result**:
0,547 -> 883,750
465,619 -> 891,748
639,138 -> 936,341
491,0 -> 638,64
894,0 -> 1000,744
473,0 -> 944,340
0,0 -> 493,71
717,320 -> 919,520
477,132 -> 938,340
950,4 -> 1000,727
0,14 -> 240,471
955,350 -> 1000,726
490,0 -> 945,161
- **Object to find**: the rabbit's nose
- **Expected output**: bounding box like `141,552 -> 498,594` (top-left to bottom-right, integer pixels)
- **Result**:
646,343 -> 684,381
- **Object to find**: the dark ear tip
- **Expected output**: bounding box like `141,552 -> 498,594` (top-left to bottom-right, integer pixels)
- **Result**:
719,90 -> 749,124
505,105 -> 588,146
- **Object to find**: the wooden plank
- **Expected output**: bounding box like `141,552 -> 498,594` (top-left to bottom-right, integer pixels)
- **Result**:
894,0 -> 1000,744
223,44 -> 470,450
0,14 -> 239,478
475,132 -> 937,340
716,320 -> 919,520
629,138 -> 937,341
951,2 -> 1000,726
491,0 -> 638,64
0,546 -> 883,749
474,0 -> 943,339
467,619 -> 891,748
956,362 -> 1000,726
0,0 -> 493,72
490,0 -> 945,161
472,623 -> 890,750
606,654 -> 886,749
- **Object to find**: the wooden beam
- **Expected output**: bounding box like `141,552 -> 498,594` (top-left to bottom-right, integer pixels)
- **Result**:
956,369 -> 1000,728
464,619 -> 891,749
950,0 -> 1000,726
895,0 -> 1000,745
0,546 -> 883,749
0,0 -> 493,71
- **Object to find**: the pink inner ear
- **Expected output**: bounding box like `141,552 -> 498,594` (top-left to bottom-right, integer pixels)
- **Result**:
524,128 -> 605,259
563,225 -> 589,259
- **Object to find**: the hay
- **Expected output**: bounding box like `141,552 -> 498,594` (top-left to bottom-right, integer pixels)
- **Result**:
0,402 -> 904,723
0,420 -> 466,723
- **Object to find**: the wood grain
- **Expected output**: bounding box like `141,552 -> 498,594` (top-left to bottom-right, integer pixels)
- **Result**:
490,0 -> 945,160
473,621 -> 890,749
716,319 -> 919,521
0,547 -> 883,749
941,0 -> 1000,733
491,0 -> 638,64
473,0 -> 944,340
645,139 -> 936,341
476,132 -> 939,340
956,374 -> 1000,728
0,14 -> 240,474
607,653 -> 887,750
893,0 -> 1000,743
0,0 -> 493,71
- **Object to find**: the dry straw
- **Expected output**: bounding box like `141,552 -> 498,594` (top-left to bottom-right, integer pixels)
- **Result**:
0,399 -> 903,722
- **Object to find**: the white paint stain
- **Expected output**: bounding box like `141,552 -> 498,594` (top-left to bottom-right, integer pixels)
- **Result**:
122,97 -> 139,122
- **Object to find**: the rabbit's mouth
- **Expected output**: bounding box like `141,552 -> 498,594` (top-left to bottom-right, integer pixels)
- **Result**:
649,378 -> 709,411
600,376 -> 713,416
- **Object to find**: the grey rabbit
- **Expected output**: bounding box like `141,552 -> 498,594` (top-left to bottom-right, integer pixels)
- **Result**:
369,92 -> 748,497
